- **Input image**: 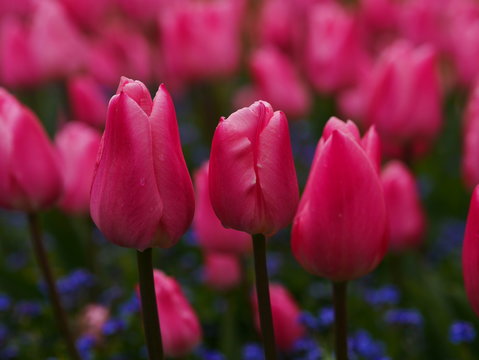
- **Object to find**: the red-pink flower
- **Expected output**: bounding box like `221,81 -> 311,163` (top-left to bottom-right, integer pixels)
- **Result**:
292,117 -> 387,281
137,270 -> 202,357
203,253 -> 242,292
463,186 -> 479,317
0,88 -> 62,211
381,161 -> 426,252
249,47 -> 311,118
193,162 -> 251,254
209,101 -> 299,236
55,121 -> 101,214
251,284 -> 304,351
463,82 -> 479,189
90,77 -> 194,250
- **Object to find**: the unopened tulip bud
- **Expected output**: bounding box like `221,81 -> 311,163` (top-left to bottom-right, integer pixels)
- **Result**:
90,77 -> 194,250
209,101 -> 299,236
68,76 -> 108,128
203,253 -> 242,292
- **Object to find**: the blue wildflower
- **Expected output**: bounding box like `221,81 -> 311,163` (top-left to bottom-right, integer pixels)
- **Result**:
363,285 -> 400,307
119,295 -> 140,318
242,343 -> 263,360
14,301 -> 42,318
0,294 -> 11,311
266,253 -> 283,277
291,337 -> 322,359
76,335 -> 95,360
349,330 -> 388,360
298,311 -> 320,331
195,347 -> 226,360
102,319 -> 126,336
318,307 -> 334,329
384,309 -> 423,327
449,321 -> 476,344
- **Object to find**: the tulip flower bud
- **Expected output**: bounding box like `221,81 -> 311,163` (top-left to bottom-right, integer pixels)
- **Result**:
55,122 -> 101,214
251,284 -> 304,351
381,161 -> 426,252
0,88 -> 62,211
78,304 -> 109,341
90,77 -> 195,251
249,47 -> 311,118
203,253 -> 242,292
463,186 -> 479,317
209,101 -> 299,236
292,117 -> 387,281
136,270 -> 202,357
463,82 -> 479,189
67,76 -> 108,128
193,162 -> 251,254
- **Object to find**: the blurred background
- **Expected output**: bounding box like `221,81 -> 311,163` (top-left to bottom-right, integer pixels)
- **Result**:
0,0 -> 478,358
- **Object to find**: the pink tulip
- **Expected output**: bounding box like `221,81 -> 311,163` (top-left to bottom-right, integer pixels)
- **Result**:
362,40 -> 443,158
209,101 -> 299,236
0,0 -> 33,17
55,122 -> 101,214
251,284 -> 304,351
203,253 -> 242,292
29,0 -> 87,80
359,0 -> 399,32
249,47 -> 311,118
0,17 -> 41,88
463,82 -> 479,189
67,75 -> 108,128
159,0 -> 243,85
59,0 -> 110,30
116,0 -> 165,22
193,162 -> 251,254
292,117 -> 387,281
136,270 -> 202,357
463,185 -> 479,317
0,88 -> 62,211
305,2 -> 364,93
90,77 -> 195,250
78,304 -> 110,341
381,161 -> 426,252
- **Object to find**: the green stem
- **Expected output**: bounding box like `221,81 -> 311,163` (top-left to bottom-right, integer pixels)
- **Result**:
252,234 -> 277,360
136,249 -> 164,360
27,213 -> 81,360
333,281 -> 349,360
221,292 -> 238,360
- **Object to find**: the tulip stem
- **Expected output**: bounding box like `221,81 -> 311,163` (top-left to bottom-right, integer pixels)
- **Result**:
27,213 -> 81,360
137,248 -> 164,360
333,281 -> 349,360
252,234 -> 277,360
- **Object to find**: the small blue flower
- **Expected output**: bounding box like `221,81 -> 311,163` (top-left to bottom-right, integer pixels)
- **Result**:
0,324 -> 8,344
76,335 -> 95,360
384,309 -> 423,328
14,301 -> 42,318
349,330 -> 388,359
291,337 -> 322,359
363,285 -> 400,307
119,295 -> 140,318
298,311 -> 320,331
266,253 -> 283,277
449,321 -> 476,344
195,347 -> 226,360
318,307 -> 334,329
242,343 -> 263,360
102,319 -> 126,336
0,345 -> 19,359
0,294 -> 12,311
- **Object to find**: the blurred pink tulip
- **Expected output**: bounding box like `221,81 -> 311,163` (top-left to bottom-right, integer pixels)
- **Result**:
90,77 -> 194,250
78,304 -> 109,341
159,0 -> 243,85
55,122 -> 101,214
116,0 -> 165,22
209,101 -> 299,236
59,0 -> 110,30
0,88 -> 62,211
249,47 -> 311,118
251,284 -> 304,351
463,82 -> 479,189
29,0 -> 87,80
193,162 -> 251,254
463,185 -> 479,317
0,17 -> 41,88
137,270 -> 202,357
292,117 -> 387,281
0,0 -> 33,17
67,75 -> 108,128
362,40 -> 443,158
305,2 -> 364,93
381,161 -> 426,252
203,253 -> 242,292
360,0 -> 399,32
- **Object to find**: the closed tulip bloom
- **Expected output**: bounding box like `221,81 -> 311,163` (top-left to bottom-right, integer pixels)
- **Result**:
463,82 -> 479,189
251,284 -> 305,351
463,186 -> 479,317
0,88 -> 62,211
249,47 -> 311,118
292,117 -> 387,281
90,77 -> 194,251
193,162 -> 251,254
203,253 -> 242,292
137,270 -> 202,357
55,122 -> 101,214
381,161 -> 426,252
67,75 -> 108,128
209,101 -> 299,236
